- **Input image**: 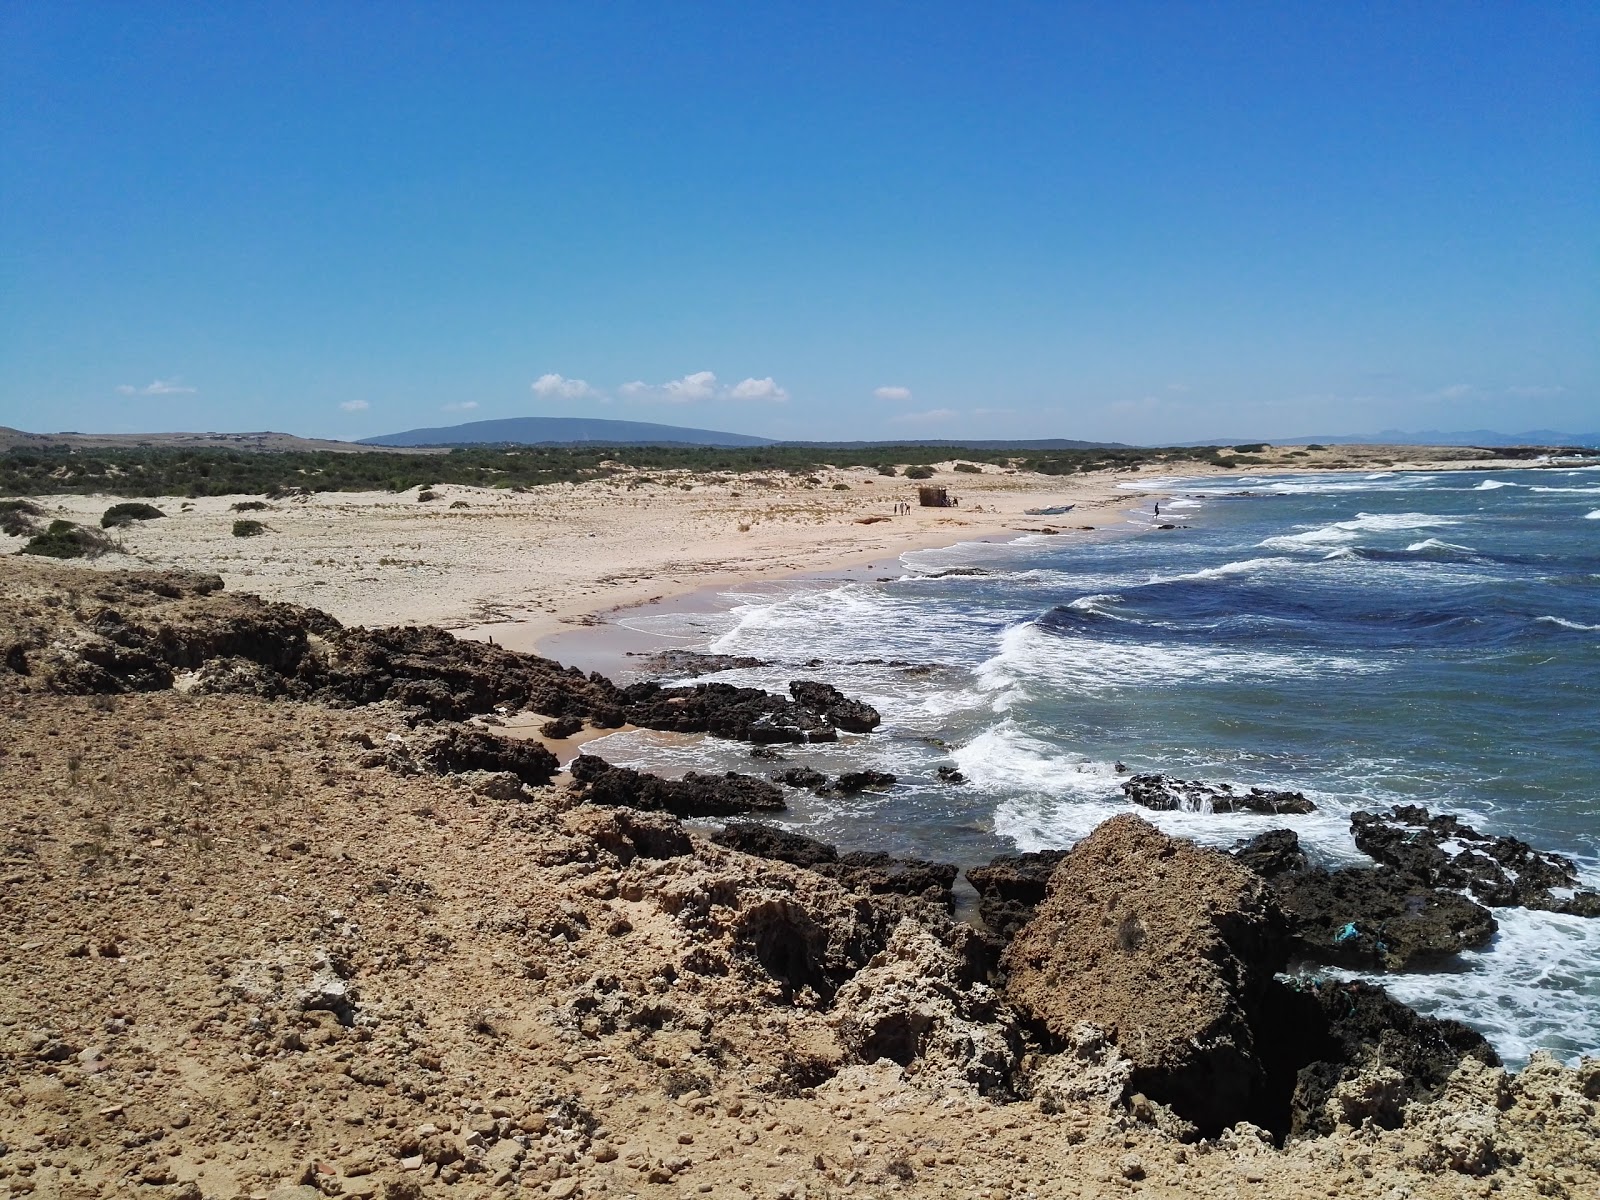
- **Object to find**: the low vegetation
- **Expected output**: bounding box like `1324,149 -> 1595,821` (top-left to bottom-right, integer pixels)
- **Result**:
0,498 -> 43,537
231,519 -> 267,537
19,519 -> 118,558
100,501 -> 166,527
1,442 -> 1245,499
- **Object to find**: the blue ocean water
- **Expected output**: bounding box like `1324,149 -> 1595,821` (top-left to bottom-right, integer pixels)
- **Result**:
587,465 -> 1600,1065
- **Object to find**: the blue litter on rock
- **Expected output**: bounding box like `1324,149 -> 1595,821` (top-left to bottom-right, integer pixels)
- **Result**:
1334,922 -> 1360,943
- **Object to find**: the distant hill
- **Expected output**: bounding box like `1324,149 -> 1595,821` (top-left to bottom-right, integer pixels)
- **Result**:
361,417 -> 775,448
1173,429 -> 1600,449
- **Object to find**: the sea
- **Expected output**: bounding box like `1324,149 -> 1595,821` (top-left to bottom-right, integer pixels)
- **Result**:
581,463 -> 1600,1067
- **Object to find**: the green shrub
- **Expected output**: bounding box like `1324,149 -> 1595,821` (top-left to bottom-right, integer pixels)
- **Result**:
1232,443 -> 1268,454
232,519 -> 266,537
417,489 -> 437,502
100,501 -> 165,528
1305,443 -> 1327,451
21,520 -> 117,559
0,499 -> 42,537
876,464 -> 897,477
904,464 -> 934,480
230,500 -> 270,512
831,483 -> 849,490
952,462 -> 981,473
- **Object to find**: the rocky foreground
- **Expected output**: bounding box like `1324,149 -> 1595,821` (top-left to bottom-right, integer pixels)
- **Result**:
1,559 -> 1596,1200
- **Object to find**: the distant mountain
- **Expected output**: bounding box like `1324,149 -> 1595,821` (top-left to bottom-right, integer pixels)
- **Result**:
1171,429 -> 1600,449
361,416 -> 775,448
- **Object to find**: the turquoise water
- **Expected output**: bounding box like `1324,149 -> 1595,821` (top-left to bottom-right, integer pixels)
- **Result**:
587,464 -> 1600,1065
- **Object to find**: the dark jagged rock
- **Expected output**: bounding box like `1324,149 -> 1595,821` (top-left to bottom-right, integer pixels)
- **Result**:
417,727 -> 560,787
1230,828 -> 1498,971
965,851 -> 1069,942
569,755 -> 786,818
635,650 -> 770,676
619,680 -> 840,743
936,766 -> 967,784
787,680 -> 882,734
821,852 -> 958,910
1279,979 -> 1500,1138
748,746 -> 788,761
1351,805 -> 1599,916
712,824 -> 957,911
769,766 -> 829,791
819,770 -> 897,797
712,823 -> 839,868
1122,773 -> 1316,815
1232,829 -> 1309,877
1270,863 -> 1497,971
540,714 -> 584,739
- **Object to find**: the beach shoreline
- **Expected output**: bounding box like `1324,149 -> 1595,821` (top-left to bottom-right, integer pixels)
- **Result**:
4,448 -> 1573,674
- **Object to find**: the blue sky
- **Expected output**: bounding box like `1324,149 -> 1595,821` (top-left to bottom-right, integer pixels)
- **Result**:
2,2 -> 1595,443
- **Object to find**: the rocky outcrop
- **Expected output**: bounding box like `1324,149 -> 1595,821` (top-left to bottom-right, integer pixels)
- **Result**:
830,921 -> 1022,1097
1267,857 -> 1497,971
787,680 -> 882,733
711,823 -> 958,910
820,769 -> 897,796
1352,805 -> 1600,916
1002,815 -> 1289,1135
618,679 -> 852,743
1,563 -> 887,747
1121,773 -> 1316,815
1283,980 -> 1499,1138
569,755 -> 786,818
416,727 -> 560,787
965,850 -> 1069,942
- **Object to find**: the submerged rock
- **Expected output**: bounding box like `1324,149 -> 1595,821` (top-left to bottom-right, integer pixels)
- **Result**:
568,755 -> 786,818
768,766 -> 829,792
1122,773 -> 1316,815
819,769 -> 897,797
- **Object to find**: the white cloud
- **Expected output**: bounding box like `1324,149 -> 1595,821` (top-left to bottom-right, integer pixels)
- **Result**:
531,373 -> 599,400
340,399 -> 370,412
728,376 -> 789,403
116,377 -> 196,396
442,401 -> 480,412
888,407 -> 958,424
873,385 -> 912,402
663,370 -> 719,402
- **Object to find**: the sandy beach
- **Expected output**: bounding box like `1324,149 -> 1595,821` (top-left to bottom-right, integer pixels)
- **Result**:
6,445 -> 1542,663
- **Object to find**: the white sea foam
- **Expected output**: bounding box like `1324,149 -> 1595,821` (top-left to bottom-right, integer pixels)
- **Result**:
1537,615 -> 1600,632
1404,538 -> 1475,553
1346,906 -> 1600,1068
1529,485 -> 1600,494
1588,510 -> 1600,520
1259,511 -> 1463,551
1474,479 -> 1517,490
973,621 -> 1378,698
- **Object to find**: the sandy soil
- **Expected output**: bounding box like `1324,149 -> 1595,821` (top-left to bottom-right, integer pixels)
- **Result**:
4,445 -> 1543,661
